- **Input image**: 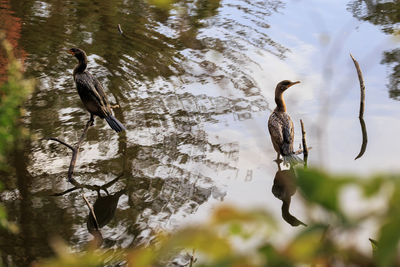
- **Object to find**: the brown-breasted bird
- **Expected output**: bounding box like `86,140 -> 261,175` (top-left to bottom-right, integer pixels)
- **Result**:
68,48 -> 125,132
268,80 -> 302,165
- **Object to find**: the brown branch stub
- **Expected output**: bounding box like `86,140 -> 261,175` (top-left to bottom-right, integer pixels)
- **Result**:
117,24 -> 123,35
300,119 -> 308,167
350,53 -> 366,118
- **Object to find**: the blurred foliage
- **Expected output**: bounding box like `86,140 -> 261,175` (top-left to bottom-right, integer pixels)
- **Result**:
0,34 -> 33,238
0,34 -> 34,170
34,168 -> 400,266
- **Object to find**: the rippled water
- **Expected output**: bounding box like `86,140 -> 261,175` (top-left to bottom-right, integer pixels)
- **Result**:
1,0 -> 400,265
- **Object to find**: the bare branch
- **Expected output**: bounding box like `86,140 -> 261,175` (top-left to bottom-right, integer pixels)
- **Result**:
67,118 -> 92,182
82,193 -> 100,231
45,137 -> 74,151
350,53 -> 366,119
300,119 -> 308,167
51,187 -> 79,196
350,54 -> 368,160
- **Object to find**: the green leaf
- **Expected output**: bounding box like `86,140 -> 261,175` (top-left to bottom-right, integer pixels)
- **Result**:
296,168 -> 354,215
284,224 -> 328,263
374,218 -> 400,267
362,176 -> 385,197
259,244 -> 294,267
369,238 -> 378,253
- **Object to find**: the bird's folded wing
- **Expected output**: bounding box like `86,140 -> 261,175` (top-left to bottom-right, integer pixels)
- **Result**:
75,74 -> 109,114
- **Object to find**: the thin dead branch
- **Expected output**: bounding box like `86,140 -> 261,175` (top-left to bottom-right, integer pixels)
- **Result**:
350,53 -> 366,118
45,137 -> 74,151
82,193 -> 99,231
46,118 -> 92,185
350,54 -> 368,160
355,117 -> 368,160
46,117 -> 108,194
300,119 -> 308,167
51,187 -> 79,196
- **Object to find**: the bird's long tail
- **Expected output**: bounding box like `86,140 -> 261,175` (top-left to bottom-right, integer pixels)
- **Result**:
283,153 -> 303,166
105,115 -> 126,133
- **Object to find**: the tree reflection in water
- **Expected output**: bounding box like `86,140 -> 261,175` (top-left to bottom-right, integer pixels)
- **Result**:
0,0 -> 288,265
348,0 -> 400,100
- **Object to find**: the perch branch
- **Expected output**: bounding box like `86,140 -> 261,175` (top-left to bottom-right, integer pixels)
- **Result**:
300,119 -> 308,168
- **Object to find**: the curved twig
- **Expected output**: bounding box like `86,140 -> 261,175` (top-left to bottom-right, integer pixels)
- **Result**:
350,54 -> 368,160
51,187 -> 79,196
355,117 -> 368,160
350,53 -> 366,118
45,137 -> 74,151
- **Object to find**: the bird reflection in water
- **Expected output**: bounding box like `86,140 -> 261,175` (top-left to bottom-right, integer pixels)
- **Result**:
87,189 -> 126,246
272,162 -> 306,227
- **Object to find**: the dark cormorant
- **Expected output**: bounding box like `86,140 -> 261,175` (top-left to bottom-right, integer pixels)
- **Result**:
268,80 -> 302,165
68,48 -> 126,132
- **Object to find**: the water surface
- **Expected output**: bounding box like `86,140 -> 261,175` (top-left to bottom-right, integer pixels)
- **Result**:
1,0 -> 400,265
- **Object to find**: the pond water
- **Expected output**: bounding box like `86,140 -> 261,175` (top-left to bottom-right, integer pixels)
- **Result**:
1,0 -> 400,265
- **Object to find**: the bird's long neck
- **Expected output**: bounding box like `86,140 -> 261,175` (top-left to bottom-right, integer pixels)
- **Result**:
73,55 -> 87,75
275,90 -> 286,112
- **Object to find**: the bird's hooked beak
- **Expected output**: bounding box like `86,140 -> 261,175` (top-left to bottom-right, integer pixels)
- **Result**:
67,49 -> 75,55
288,81 -> 300,87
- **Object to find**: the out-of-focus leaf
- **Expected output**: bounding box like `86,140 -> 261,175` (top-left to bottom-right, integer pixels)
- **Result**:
0,35 -> 34,170
374,218 -> 400,267
39,239 -> 122,267
296,168 -> 354,215
0,206 -> 6,220
259,244 -> 294,267
361,176 -> 385,197
229,222 -> 242,235
284,224 -> 328,263
211,205 -> 276,228
127,247 -> 155,267
146,0 -> 175,9
369,238 -> 378,254
158,227 -> 232,261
